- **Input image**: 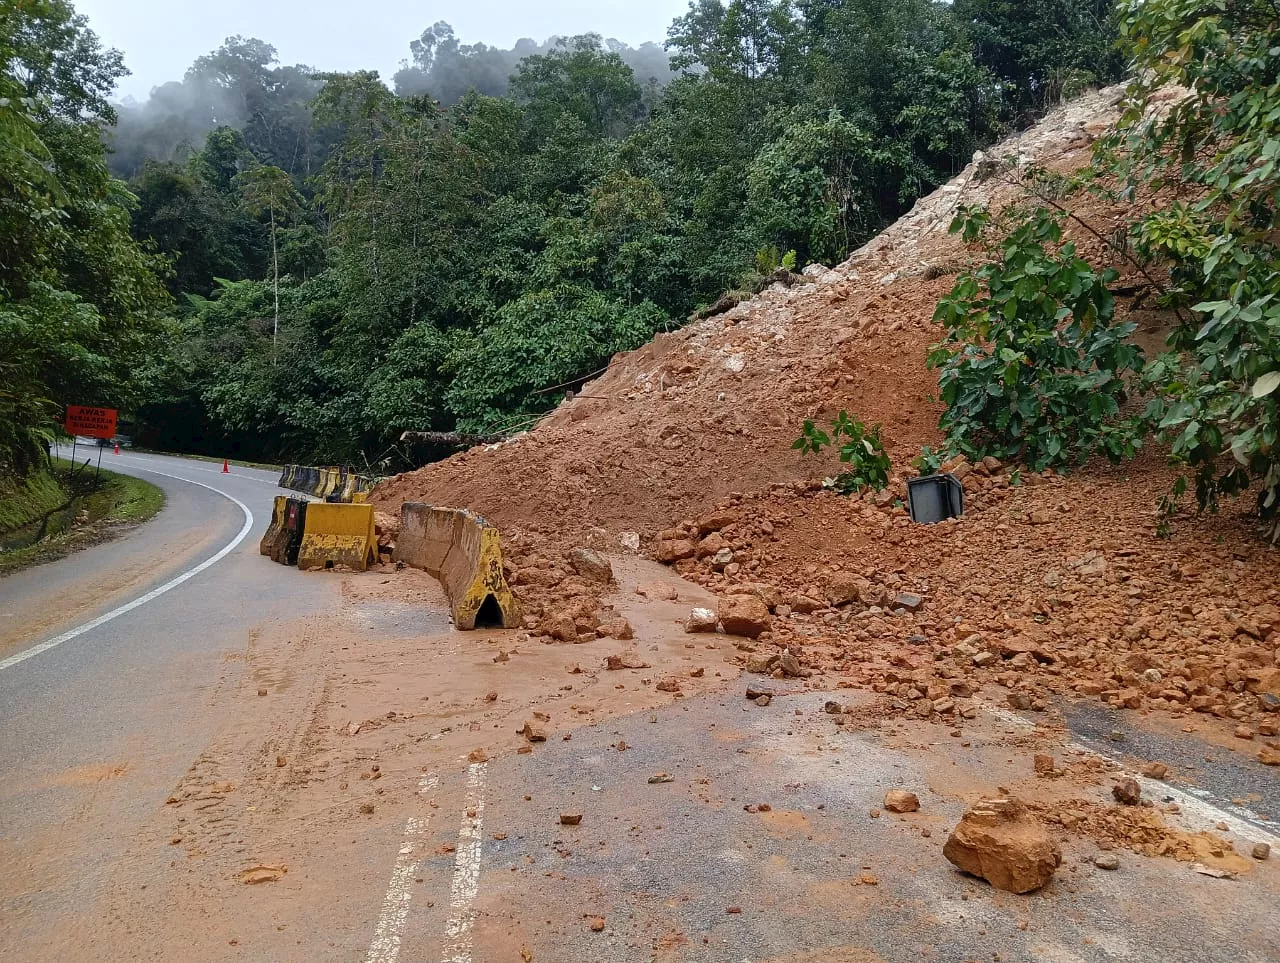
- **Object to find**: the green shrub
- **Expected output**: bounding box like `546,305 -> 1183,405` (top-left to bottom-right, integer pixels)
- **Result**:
928,206 -> 1147,471
793,411 -> 891,494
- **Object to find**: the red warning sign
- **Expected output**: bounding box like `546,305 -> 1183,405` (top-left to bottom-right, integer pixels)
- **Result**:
64,405 -> 118,439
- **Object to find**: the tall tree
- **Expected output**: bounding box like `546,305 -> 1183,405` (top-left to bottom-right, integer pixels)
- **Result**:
234,163 -> 301,358
1,0 -> 169,474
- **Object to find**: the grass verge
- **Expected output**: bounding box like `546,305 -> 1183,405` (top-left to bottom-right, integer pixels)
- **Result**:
0,460 -> 165,577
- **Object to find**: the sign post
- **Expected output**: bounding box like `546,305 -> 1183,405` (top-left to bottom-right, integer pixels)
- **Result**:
63,406 -> 118,480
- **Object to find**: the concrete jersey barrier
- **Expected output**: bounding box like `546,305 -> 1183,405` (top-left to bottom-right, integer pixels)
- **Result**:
278,464 -> 378,503
296,502 -> 377,571
394,503 -> 522,630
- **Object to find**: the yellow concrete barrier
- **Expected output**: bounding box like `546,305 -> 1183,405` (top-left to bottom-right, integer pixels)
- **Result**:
394,504 -> 522,630
259,496 -> 289,558
296,502 -> 377,571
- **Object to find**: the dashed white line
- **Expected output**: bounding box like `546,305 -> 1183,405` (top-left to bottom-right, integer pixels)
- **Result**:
441,762 -> 488,963
0,467 -> 254,673
365,774 -> 441,963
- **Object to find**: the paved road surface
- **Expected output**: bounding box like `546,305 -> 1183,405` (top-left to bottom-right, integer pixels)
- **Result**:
0,450 -> 337,958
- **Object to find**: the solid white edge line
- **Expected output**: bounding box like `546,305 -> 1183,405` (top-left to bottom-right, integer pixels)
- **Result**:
984,704 -> 1280,845
0,466 -> 255,673
441,762 -> 488,963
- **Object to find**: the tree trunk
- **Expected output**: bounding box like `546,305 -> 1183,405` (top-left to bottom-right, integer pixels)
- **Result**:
271,206 -> 280,364
399,430 -> 508,447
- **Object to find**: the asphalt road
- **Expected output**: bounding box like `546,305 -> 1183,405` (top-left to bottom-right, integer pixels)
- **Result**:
0,449 -> 338,959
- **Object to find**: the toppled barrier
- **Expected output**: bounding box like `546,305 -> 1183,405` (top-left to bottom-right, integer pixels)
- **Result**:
260,496 -> 308,566
276,464 -> 378,503
394,503 -> 522,630
296,502 -> 377,571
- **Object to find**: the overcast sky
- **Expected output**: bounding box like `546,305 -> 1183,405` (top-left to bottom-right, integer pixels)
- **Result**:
74,0 -> 692,101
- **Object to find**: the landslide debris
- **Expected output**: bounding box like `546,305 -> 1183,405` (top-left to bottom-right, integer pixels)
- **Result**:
373,86 -> 1279,735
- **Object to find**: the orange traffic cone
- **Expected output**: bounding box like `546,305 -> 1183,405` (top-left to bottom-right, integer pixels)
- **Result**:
113,443 -> 120,455
222,458 -> 230,474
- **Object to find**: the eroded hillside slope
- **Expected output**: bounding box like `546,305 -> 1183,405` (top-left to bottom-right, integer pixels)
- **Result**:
375,86 -> 1280,741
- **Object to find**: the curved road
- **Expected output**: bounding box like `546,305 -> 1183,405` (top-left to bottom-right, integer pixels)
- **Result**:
0,450 -> 338,959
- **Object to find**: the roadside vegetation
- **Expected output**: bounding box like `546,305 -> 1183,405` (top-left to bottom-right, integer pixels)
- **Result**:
0,458 -> 164,576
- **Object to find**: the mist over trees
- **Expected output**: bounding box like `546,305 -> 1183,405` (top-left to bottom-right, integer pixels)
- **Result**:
4,0 -> 1133,474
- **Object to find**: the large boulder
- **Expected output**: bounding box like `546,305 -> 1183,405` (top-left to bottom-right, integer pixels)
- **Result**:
568,547 -> 614,583
718,595 -> 772,638
943,796 -> 1061,894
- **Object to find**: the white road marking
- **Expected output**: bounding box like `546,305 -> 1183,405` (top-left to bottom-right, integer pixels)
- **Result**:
0,467 -> 255,673
56,444 -> 282,486
985,705 -> 1280,845
441,762 -> 488,963
365,774 -> 441,963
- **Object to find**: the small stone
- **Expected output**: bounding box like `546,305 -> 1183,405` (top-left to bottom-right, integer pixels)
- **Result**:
606,652 -> 650,670
685,608 -> 718,634
972,651 -> 998,667
894,592 -> 923,612
1252,842 -> 1270,861
275,755 -> 286,768
777,650 -> 805,678
1094,853 -> 1120,871
597,618 -> 634,641
1259,746 -> 1280,766
654,538 -> 696,563
519,721 -> 547,743
559,813 -> 582,826
358,803 -> 375,815
468,749 -> 489,763
655,678 -> 682,693
1140,762 -> 1169,780
568,547 -> 613,583
1033,754 -> 1056,775
588,917 -> 605,932
884,790 -> 920,814
485,691 -> 499,702
257,687 -> 268,697
647,773 -> 674,784
718,595 -> 772,638
1234,725 -> 1254,740
755,694 -> 772,707
745,682 -> 774,700
1112,778 -> 1142,806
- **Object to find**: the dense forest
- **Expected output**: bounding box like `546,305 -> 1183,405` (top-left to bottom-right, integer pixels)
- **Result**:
8,0 -> 1274,517
1,0 -> 1127,471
